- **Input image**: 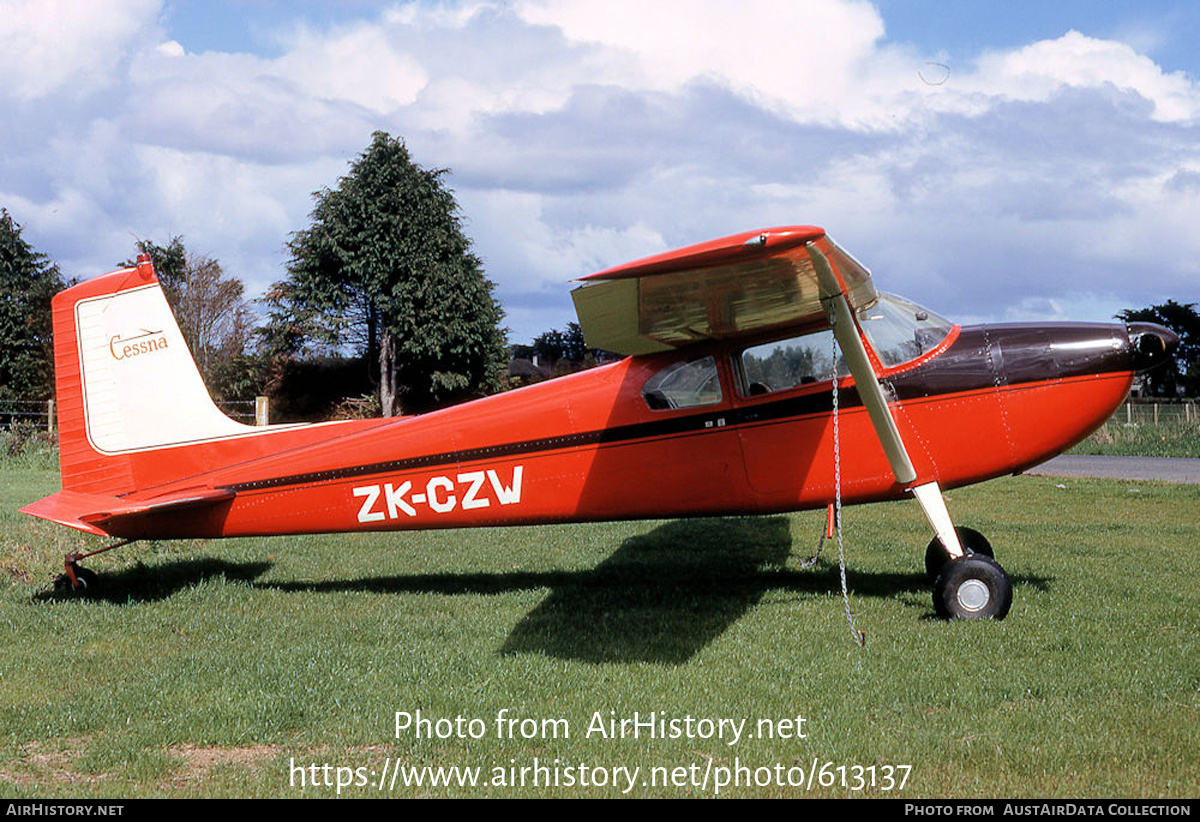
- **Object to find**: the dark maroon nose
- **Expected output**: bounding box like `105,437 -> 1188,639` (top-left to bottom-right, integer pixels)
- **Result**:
1126,323 -> 1179,373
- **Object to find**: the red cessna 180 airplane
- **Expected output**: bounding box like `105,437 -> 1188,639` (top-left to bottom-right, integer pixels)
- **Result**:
22,226 -> 1177,619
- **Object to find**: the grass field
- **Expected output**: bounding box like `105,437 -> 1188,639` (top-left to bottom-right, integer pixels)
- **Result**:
1070,403 -> 1200,458
1,461 -> 1198,798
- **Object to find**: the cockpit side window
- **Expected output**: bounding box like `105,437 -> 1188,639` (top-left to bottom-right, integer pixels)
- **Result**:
739,330 -> 846,396
642,356 -> 722,410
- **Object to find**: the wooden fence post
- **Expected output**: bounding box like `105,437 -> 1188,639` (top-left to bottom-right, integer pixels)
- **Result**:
255,396 -> 270,427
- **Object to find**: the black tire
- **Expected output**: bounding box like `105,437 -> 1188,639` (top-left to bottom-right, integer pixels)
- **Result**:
925,526 -> 993,581
73,567 -> 98,590
54,566 -> 98,593
932,555 -> 1012,620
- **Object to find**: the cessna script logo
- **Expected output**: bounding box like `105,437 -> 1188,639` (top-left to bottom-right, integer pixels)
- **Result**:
109,328 -> 169,360
353,466 -> 524,522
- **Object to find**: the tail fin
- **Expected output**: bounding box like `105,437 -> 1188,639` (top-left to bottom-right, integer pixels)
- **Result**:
52,254 -> 255,495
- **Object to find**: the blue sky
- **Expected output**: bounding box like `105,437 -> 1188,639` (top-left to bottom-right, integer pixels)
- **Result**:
876,0 -> 1200,72
2,0 -> 1198,343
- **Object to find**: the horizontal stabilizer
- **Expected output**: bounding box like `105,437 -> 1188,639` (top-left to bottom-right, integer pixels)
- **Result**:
21,488 -> 235,537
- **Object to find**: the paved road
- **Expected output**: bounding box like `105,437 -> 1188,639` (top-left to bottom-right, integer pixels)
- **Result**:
1025,455 -> 1200,484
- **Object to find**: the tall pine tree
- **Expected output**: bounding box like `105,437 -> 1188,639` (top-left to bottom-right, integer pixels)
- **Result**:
269,133 -> 507,416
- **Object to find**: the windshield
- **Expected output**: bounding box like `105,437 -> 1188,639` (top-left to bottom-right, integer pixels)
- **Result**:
856,293 -> 953,368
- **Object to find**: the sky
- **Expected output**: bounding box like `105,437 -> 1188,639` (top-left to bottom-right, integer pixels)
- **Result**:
2,1 -> 1199,344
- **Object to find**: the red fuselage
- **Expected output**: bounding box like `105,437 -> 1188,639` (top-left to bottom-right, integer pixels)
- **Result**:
97,319 -> 1153,540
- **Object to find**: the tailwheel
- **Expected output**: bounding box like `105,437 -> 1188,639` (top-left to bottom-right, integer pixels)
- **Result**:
54,563 -> 98,593
925,526 -> 993,581
51,540 -> 133,593
933,555 -> 1012,620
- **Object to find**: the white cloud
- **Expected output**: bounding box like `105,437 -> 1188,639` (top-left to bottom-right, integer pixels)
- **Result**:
967,30 -> 1200,122
124,46 -> 378,162
273,24 -> 428,113
513,0 -> 924,129
156,39 -> 185,58
0,0 -> 162,100
461,187 -> 666,289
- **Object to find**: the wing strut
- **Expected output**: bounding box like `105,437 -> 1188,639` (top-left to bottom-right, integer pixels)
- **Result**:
809,245 -> 964,560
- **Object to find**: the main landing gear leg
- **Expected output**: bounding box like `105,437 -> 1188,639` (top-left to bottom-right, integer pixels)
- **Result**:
53,540 -> 135,592
811,246 -> 1012,622
911,482 -> 1012,620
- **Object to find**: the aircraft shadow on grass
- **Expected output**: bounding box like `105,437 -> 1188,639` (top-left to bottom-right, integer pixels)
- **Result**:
32,557 -> 274,605
30,518 -> 1051,663
249,516 -> 1050,665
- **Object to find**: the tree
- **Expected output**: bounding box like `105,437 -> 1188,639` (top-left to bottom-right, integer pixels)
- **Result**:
0,209 -> 66,400
1117,300 -> 1200,397
125,237 -> 259,400
531,322 -> 589,365
269,132 -> 507,416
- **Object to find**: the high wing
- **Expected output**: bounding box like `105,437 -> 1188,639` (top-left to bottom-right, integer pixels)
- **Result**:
570,226 -> 877,356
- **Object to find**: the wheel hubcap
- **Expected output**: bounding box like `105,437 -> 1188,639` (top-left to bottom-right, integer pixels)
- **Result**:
956,579 -> 991,613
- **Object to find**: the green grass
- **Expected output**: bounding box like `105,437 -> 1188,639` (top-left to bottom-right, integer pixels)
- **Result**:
1069,403 -> 1200,458
1,464 -> 1198,798
1070,420 -> 1200,458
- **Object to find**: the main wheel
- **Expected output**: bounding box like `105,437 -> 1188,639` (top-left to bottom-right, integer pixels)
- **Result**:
925,526 -> 993,581
933,555 -> 1012,620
